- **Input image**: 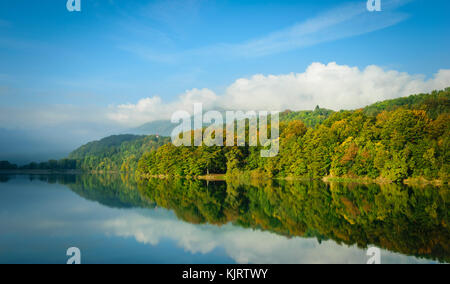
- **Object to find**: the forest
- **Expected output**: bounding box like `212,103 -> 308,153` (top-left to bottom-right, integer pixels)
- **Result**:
23,174 -> 447,262
136,177 -> 449,263
9,134 -> 170,172
137,88 -> 450,184
2,88 -> 449,184
68,134 -> 170,172
40,174 -> 449,263
0,161 -> 18,170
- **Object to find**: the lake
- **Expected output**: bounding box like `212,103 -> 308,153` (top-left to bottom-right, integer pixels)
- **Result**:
0,174 -> 448,264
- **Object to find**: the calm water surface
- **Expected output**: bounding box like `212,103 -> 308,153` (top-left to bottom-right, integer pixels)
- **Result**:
0,174 -> 448,264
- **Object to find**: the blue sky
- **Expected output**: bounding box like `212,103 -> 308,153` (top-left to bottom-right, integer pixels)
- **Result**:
0,0 -> 449,107
0,0 -> 449,162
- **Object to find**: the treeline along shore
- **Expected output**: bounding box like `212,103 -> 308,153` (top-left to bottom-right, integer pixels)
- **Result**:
2,88 -> 449,186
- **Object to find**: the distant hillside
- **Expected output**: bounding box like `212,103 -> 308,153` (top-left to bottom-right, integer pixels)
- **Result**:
131,109 -> 230,136
280,107 -> 334,128
133,107 -> 335,136
363,88 -> 450,118
0,161 -> 18,170
131,120 -> 176,136
68,134 -> 170,172
69,134 -> 144,159
8,88 -> 450,177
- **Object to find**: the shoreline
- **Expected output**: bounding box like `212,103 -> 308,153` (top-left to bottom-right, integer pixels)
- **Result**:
322,176 -> 446,187
137,172 -> 447,187
1,170 -> 446,187
0,169 -> 83,175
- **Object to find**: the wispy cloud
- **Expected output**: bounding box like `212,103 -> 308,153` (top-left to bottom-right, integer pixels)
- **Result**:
119,44 -> 177,64
141,0 -> 204,29
123,0 -> 411,62
222,0 -> 409,57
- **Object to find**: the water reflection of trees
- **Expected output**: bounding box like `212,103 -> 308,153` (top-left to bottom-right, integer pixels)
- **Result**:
137,178 -> 449,263
0,175 -> 11,183
33,174 -> 155,209
41,174 -> 448,263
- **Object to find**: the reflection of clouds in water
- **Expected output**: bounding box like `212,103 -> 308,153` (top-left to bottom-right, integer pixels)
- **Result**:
0,178 -> 441,264
101,210 -> 432,264
0,192 -> 436,264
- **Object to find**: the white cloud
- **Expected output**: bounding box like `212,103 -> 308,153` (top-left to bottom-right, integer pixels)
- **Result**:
219,0 -> 409,58
2,63 -> 449,130
221,63 -> 450,111
108,88 -> 218,127
108,62 -> 450,127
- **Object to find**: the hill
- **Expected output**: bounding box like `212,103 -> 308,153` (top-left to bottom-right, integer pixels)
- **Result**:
68,134 -> 144,159
363,88 -> 450,118
279,107 -> 334,128
68,134 -> 171,172
132,107 -> 335,137
137,88 -> 450,184
9,88 -> 450,180
130,120 -> 176,136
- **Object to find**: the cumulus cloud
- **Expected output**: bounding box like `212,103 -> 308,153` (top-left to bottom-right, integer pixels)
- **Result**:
108,62 -> 450,127
108,88 -> 218,127
2,63 -> 450,130
221,63 -> 450,111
